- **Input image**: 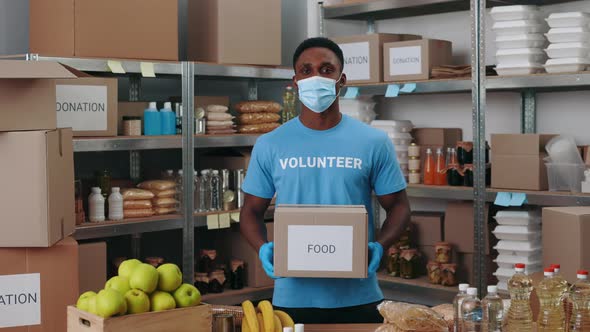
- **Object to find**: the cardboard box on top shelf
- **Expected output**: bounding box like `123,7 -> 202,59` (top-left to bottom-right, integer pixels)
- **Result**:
274,205 -> 368,278
0,237 -> 78,331
411,212 -> 444,246
78,242 -> 107,294
324,0 -> 375,6
29,0 -> 75,57
444,201 -> 490,254
199,149 -> 252,171
190,0 -> 281,65
542,207 -> 590,283
0,129 -> 75,247
333,34 -> 421,84
384,39 -> 453,81
491,134 -> 557,191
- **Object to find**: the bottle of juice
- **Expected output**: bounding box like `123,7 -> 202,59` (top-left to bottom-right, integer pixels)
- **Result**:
462,287 -> 483,332
435,147 -> 447,185
507,263 -> 533,332
453,283 -> 470,332
424,148 -> 435,185
482,285 -> 504,332
570,270 -> 590,332
538,267 -> 567,332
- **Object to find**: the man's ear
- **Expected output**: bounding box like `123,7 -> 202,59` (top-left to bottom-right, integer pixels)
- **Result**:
339,73 -> 347,87
292,75 -> 298,90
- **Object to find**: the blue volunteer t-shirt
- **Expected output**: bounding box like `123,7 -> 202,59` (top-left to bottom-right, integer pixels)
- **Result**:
242,114 -> 407,308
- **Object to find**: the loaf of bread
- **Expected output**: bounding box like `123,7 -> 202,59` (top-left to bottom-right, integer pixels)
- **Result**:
237,122 -> 280,134
122,188 -> 155,200
238,112 -> 281,125
124,208 -> 155,218
235,101 -> 282,113
152,197 -> 179,208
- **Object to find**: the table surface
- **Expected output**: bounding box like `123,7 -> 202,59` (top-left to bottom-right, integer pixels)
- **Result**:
305,324 -> 382,331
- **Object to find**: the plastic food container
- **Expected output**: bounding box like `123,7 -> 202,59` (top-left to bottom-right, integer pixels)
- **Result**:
495,34 -> 546,49
493,225 -> 541,241
490,5 -> 540,21
494,240 -> 542,257
545,42 -> 590,59
495,62 -> 544,76
493,20 -> 547,36
496,48 -> 546,65
546,27 -> 590,43
371,120 -> 414,133
544,57 -> 590,73
494,210 -> 541,226
546,162 -> 587,192
495,254 -> 543,268
394,144 -> 409,152
396,150 -> 409,160
388,132 -> 413,146
546,12 -> 590,28
494,266 -> 542,281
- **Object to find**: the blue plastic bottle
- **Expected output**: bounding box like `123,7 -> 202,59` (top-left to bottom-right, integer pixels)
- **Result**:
160,102 -> 176,135
143,102 -> 161,136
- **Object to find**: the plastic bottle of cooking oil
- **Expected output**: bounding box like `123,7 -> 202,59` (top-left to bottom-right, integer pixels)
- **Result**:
506,263 -> 534,332
482,285 -> 504,332
462,287 -> 483,332
454,283 -> 470,332
537,267 -> 567,332
570,270 -> 590,332
550,263 -> 571,330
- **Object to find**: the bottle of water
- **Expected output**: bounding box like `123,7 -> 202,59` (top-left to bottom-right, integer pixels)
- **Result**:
538,267 -> 567,332
454,283 -> 470,332
282,85 -> 297,123
209,170 -> 221,211
462,287 -> 483,332
199,170 -> 210,212
193,171 -> 201,213
506,263 -> 534,332
482,285 -> 504,332
570,270 -> 590,332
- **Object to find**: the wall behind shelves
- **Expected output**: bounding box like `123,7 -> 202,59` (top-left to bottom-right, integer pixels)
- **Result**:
0,0 -> 28,55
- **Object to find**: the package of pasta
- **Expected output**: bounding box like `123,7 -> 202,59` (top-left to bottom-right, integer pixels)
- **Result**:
234,101 -> 282,113
151,189 -> 177,198
122,188 -> 155,201
137,180 -> 176,191
124,208 -> 155,218
206,112 -> 234,121
206,105 -> 229,113
154,207 -> 178,215
123,200 -> 153,209
237,112 -> 281,125
152,197 -> 179,208
237,122 -> 280,134
377,301 -> 448,332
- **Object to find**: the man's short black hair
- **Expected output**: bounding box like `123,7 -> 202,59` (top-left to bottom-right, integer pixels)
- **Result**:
292,37 -> 344,72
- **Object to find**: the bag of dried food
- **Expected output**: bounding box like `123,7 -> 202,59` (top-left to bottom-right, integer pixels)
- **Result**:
137,180 -> 176,191
377,301 -> 449,332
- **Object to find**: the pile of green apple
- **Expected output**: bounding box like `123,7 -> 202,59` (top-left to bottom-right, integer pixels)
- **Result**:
76,259 -> 201,318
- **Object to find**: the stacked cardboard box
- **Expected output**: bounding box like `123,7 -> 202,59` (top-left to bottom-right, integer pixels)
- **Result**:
0,60 -> 80,331
412,128 -> 463,175
384,39 -> 453,81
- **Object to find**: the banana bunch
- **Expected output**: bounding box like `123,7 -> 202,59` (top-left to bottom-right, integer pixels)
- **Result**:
241,300 -> 295,332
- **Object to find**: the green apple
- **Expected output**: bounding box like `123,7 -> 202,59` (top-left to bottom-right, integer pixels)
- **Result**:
87,295 -> 98,315
76,291 -> 97,312
124,289 -> 150,314
96,289 -> 126,318
173,283 -> 201,308
156,263 -> 183,292
129,263 -> 159,294
149,291 -> 176,312
118,259 -> 142,280
105,276 -> 131,295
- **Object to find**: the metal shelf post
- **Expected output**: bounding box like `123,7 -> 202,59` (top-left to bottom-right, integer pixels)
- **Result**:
521,89 -> 537,134
181,61 -> 195,283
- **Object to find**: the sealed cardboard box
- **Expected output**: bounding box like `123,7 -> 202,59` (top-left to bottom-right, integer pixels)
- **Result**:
333,34 -> 421,84
0,129 -> 75,247
0,61 -> 75,132
78,242 -> 107,294
542,207 -> 590,283
384,39 -> 452,81
445,202 -> 490,254
411,212 -> 444,246
199,149 -> 252,171
29,0 -> 74,57
412,128 -> 463,147
0,237 -> 78,331
274,205 -> 368,278
491,134 -> 556,191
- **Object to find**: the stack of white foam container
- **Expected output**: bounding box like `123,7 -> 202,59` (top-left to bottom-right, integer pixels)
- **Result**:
492,210 -> 542,291
544,12 -> 590,73
491,5 -> 548,75
370,120 -> 414,178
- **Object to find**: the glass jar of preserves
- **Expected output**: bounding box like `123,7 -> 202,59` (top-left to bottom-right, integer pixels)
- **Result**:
435,242 -> 452,264
230,259 -> 245,290
427,261 -> 442,284
209,270 -> 226,293
463,164 -> 474,187
395,225 -> 413,249
408,143 -> 421,158
457,141 -> 474,165
194,272 -> 209,295
441,263 -> 458,286
447,164 -> 464,187
198,249 -> 217,274
400,249 -> 420,279
386,247 -> 400,277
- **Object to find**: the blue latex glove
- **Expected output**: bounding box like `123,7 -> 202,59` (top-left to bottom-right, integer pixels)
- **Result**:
259,242 -> 280,279
368,242 -> 384,277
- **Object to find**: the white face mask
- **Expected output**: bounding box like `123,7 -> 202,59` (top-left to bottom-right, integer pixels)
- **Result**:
296,75 -> 342,113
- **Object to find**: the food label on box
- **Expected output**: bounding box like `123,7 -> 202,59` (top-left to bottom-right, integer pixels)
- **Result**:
0,273 -> 41,328
287,225 -> 353,271
339,42 -> 371,81
56,85 -> 108,131
389,46 -> 422,76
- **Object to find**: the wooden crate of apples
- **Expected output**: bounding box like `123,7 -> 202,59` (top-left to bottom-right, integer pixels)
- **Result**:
68,259 -> 211,332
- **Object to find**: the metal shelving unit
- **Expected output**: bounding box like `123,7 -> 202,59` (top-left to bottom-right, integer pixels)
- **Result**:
74,216 -> 184,241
